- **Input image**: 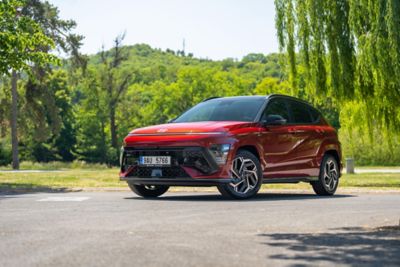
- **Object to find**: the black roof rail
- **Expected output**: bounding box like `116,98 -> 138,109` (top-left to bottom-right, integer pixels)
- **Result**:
266,93 -> 312,105
202,96 -> 221,102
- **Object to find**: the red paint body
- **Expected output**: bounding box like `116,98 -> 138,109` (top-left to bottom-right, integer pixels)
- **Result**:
120,119 -> 342,181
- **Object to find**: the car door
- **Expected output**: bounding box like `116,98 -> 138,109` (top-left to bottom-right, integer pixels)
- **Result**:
259,97 -> 300,178
286,99 -> 321,176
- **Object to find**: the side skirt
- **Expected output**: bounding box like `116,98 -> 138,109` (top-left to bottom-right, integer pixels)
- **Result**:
262,176 -> 319,184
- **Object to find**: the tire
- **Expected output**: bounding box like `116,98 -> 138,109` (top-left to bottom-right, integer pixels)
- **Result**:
312,155 -> 340,196
128,183 -> 169,198
217,150 -> 262,199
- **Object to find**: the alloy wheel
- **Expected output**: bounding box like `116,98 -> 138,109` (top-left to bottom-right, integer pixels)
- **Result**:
230,156 -> 259,195
323,159 -> 338,191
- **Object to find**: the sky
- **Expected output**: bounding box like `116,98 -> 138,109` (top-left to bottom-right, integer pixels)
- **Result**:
49,0 -> 279,60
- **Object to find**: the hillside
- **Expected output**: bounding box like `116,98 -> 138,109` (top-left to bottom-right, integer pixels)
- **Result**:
87,43 -> 284,84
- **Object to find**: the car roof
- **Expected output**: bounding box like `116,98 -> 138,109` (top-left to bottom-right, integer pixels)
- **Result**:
203,94 -> 317,111
202,95 -> 267,102
266,94 -> 316,107
203,94 -> 309,104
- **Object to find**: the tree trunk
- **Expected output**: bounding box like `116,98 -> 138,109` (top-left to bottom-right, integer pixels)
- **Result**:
11,70 -> 19,170
109,107 -> 118,151
100,120 -> 107,164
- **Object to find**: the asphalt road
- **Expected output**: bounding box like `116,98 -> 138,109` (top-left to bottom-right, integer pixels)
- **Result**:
0,191 -> 399,267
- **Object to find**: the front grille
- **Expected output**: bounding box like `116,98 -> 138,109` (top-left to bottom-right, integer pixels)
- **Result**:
132,166 -> 188,178
121,146 -> 218,177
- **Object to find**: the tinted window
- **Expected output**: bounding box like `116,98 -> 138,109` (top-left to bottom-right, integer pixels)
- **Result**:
309,107 -> 321,123
289,100 -> 313,124
174,98 -> 265,122
262,98 -> 290,121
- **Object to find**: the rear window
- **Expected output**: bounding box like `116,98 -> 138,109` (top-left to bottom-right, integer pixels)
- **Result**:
288,100 -> 313,124
309,107 -> 321,123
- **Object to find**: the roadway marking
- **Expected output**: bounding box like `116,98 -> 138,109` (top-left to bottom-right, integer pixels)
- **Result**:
37,197 -> 90,202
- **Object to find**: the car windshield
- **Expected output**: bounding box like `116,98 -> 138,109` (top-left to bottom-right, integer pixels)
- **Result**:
174,98 -> 265,122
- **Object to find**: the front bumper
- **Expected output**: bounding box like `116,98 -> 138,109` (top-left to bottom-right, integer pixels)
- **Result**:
119,146 -> 231,185
120,177 -> 232,186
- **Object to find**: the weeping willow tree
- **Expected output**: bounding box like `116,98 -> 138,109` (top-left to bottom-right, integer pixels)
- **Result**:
275,0 -> 400,132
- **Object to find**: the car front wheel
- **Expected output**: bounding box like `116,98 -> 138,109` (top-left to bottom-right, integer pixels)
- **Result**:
128,183 -> 169,198
217,150 -> 262,199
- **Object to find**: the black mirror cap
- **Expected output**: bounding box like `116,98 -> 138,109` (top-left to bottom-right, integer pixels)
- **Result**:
262,114 -> 287,126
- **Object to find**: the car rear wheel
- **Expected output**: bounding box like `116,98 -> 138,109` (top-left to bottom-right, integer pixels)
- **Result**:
312,155 -> 339,196
128,183 -> 169,198
217,150 -> 262,199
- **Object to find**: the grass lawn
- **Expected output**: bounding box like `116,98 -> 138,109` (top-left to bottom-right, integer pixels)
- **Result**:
0,168 -> 399,192
353,166 -> 400,170
0,169 -> 122,190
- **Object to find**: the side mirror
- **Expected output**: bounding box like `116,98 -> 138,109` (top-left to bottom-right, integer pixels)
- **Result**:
262,114 -> 287,126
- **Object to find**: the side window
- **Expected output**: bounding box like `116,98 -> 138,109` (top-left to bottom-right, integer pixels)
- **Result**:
262,98 -> 290,121
288,100 -> 313,124
309,107 -> 321,123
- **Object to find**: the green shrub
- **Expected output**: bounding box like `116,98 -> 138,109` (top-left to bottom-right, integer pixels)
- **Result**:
0,139 -> 12,166
0,160 -> 111,170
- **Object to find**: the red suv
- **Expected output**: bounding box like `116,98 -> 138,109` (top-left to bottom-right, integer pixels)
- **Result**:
120,95 -> 342,199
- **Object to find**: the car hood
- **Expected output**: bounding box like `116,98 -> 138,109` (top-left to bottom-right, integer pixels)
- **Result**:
128,121 -> 254,135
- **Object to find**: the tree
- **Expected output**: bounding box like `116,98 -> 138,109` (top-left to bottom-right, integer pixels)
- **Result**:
21,0 -> 86,69
0,0 -> 58,169
99,34 -> 134,155
274,0 -> 400,131
23,70 -> 76,162
21,0 -> 85,162
74,68 -> 111,163
0,0 -> 57,73
254,77 -> 291,95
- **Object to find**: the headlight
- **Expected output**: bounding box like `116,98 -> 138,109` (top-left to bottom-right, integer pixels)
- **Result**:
209,144 -> 231,165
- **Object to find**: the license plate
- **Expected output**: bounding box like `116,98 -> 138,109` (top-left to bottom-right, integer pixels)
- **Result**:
139,156 -> 171,166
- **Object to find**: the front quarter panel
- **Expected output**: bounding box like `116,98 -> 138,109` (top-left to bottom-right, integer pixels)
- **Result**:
228,124 -> 267,170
